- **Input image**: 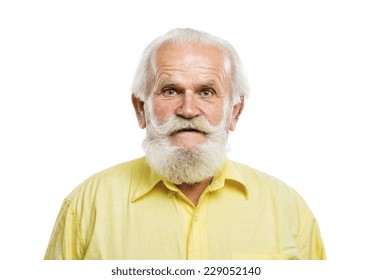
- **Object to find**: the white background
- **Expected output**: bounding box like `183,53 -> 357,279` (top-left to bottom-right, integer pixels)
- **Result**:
1,0 -> 371,278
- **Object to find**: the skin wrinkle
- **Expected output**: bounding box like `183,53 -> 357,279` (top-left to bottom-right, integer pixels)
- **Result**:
153,43 -> 230,96
153,67 -> 228,101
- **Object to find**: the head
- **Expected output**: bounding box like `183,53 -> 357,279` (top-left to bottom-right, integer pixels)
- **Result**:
132,28 -> 249,105
131,28 -> 249,184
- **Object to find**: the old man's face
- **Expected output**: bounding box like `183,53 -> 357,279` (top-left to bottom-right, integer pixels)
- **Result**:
149,43 -> 233,149
132,42 -> 244,184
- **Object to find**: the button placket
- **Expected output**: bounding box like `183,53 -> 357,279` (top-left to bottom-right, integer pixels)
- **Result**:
187,192 -> 210,259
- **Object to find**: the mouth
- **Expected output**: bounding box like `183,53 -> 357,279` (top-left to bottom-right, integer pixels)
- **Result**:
170,128 -> 206,136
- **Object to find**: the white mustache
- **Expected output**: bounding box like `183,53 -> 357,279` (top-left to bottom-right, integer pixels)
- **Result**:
149,115 -> 223,138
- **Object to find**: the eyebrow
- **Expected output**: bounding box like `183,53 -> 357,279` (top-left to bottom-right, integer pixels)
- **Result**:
158,80 -> 177,88
199,81 -> 217,88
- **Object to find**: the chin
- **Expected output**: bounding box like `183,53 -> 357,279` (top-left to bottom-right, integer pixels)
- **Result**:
170,136 -> 207,149
171,142 -> 205,150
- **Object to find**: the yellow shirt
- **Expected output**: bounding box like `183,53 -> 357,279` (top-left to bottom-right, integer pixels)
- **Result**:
44,157 -> 325,260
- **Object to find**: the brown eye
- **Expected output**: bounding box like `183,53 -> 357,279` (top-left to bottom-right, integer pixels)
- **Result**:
199,89 -> 214,97
163,88 -> 179,97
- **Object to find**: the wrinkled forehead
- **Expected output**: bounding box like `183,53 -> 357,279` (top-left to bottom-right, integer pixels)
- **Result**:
153,42 -> 232,75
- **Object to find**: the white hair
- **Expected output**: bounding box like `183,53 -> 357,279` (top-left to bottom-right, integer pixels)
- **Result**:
131,28 -> 249,105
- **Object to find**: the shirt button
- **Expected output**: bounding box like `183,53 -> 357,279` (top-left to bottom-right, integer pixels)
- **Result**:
194,216 -> 198,222
167,192 -> 174,198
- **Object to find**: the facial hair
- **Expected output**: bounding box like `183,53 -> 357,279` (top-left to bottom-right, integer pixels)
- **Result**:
142,109 -> 230,185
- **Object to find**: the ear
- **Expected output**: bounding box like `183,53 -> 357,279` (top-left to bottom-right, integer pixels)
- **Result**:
132,94 -> 147,129
229,97 -> 245,131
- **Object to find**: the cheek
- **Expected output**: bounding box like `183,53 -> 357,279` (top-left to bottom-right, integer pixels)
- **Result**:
151,99 -> 175,122
208,110 -> 226,125
203,102 -> 229,125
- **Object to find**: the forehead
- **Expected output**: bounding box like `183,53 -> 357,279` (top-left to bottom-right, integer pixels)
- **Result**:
154,42 -> 229,74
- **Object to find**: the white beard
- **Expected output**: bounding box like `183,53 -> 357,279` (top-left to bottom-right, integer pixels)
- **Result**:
142,106 -> 230,185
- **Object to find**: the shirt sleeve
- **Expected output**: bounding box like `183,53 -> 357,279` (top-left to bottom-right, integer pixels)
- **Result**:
44,199 -> 85,260
298,209 -> 326,260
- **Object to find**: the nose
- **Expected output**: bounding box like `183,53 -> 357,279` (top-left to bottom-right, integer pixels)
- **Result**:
176,91 -> 200,119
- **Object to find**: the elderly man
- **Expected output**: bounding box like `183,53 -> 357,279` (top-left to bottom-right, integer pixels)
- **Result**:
44,28 -> 325,260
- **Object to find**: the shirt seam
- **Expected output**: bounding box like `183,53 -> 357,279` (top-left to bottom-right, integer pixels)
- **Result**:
69,205 -> 86,259
296,208 -> 311,257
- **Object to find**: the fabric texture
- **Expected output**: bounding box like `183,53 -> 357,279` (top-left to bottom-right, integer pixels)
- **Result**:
44,157 -> 325,260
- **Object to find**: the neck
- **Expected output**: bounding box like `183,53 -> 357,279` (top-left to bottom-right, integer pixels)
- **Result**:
177,178 -> 213,206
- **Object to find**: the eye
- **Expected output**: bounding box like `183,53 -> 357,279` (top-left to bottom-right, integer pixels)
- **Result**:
162,88 -> 179,97
199,89 -> 214,98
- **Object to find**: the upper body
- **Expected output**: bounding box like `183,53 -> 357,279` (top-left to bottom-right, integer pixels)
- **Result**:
44,157 -> 325,260
45,28 -> 325,259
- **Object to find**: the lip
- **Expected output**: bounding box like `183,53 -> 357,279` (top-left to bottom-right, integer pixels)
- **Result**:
170,129 -> 206,136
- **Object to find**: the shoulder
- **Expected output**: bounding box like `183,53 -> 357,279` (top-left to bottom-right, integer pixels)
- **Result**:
230,160 -> 318,232
228,160 -> 291,190
64,157 -> 147,203
228,160 -> 309,209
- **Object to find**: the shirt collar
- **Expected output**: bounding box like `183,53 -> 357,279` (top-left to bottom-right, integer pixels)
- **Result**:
131,158 -> 163,202
208,158 -> 249,200
131,157 -> 249,202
